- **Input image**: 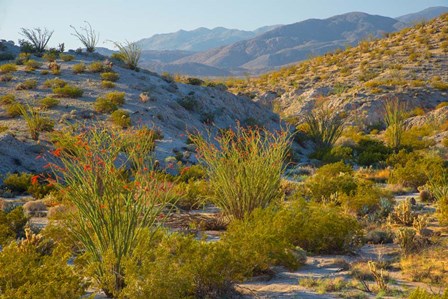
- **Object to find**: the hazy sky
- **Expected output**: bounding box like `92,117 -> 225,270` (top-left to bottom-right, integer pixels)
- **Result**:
0,0 -> 446,50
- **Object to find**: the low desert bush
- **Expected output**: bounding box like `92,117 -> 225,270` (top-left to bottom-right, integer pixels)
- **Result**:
190,126 -> 291,219
408,288 -> 448,299
110,109 -> 131,128
5,102 -> 24,118
59,53 -> 74,61
16,79 -> 37,90
43,77 -> 66,88
3,172 -> 32,192
0,206 -> 28,245
42,52 -> 57,62
24,59 -> 42,71
387,150 -> 445,189
101,80 -> 115,88
355,138 -> 391,166
100,72 -> 119,82
304,162 -> 357,202
72,62 -> 85,74
0,63 -> 17,73
94,97 -> 118,113
52,85 -> 83,98
0,229 -> 86,297
88,61 -> 106,72
39,97 -> 60,109
102,91 -> 125,105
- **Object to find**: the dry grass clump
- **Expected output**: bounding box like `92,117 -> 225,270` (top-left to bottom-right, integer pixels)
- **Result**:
110,109 -> 131,128
16,79 -> 37,90
72,63 -> 85,74
100,72 -> 119,82
39,97 -> 60,109
43,78 -> 66,88
52,85 -> 83,98
0,63 -> 17,74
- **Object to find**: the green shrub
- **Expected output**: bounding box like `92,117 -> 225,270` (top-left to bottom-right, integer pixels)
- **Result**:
15,52 -> 30,65
178,95 -> 199,111
110,109 -> 131,128
431,80 -> 448,91
43,77 -> 66,88
186,77 -> 204,86
0,230 -> 85,298
3,172 -> 32,192
408,289 -> 448,299
100,72 -> 119,82
0,53 -> 15,61
0,207 -> 28,245
16,79 -> 38,90
24,59 -> 42,71
104,91 -> 125,105
304,162 -> 357,201
0,94 -> 15,105
72,63 -> 85,74
388,150 -> 445,189
42,52 -> 58,62
337,180 -> 386,216
282,200 -> 361,253
52,85 -> 83,98
94,97 -> 118,113
356,138 -> 391,166
39,97 -> 60,109
101,80 -> 115,88
59,53 -> 74,61
190,126 -> 291,219
0,63 -> 17,73
88,61 -> 105,72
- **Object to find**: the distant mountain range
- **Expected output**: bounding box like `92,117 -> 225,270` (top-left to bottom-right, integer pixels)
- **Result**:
103,7 -> 448,77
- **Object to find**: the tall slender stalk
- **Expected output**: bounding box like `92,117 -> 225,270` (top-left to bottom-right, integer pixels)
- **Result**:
190,126 -> 291,220
383,97 -> 407,151
50,126 -> 171,296
303,106 -> 344,149
19,27 -> 53,53
70,21 -> 99,53
111,41 -> 141,70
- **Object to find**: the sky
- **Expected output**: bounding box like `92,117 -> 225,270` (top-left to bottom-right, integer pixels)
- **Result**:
0,0 -> 447,50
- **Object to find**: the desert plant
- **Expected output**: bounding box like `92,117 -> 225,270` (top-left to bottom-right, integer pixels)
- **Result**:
59,53 -> 74,61
39,97 -> 60,109
409,289 -> 448,299
16,79 -> 37,90
110,109 -> 131,128
42,52 -> 58,62
43,77 -> 66,88
100,72 -> 119,82
18,103 -> 54,140
389,200 -> 414,226
19,27 -> 54,53
383,97 -> 407,151
368,261 -> 388,291
190,126 -> 291,219
112,41 -> 141,70
101,80 -> 115,88
0,63 -> 17,73
88,61 -> 106,73
49,127 -> 172,296
94,98 -> 118,113
6,102 -> 24,118
72,63 -> 86,74
427,170 -> 448,224
0,229 -> 85,297
301,106 -> 344,155
0,94 -> 15,105
70,21 -> 99,53
3,172 -> 32,193
53,85 -> 83,98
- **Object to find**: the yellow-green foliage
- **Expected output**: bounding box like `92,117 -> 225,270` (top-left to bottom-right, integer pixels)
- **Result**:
18,104 -> 55,140
409,288 -> 448,299
39,97 -> 60,109
94,97 -> 118,113
401,124 -> 435,149
101,72 -> 119,82
110,109 -> 131,128
104,91 -> 125,105
0,232 -> 85,298
5,102 -> 24,118
42,52 -> 58,62
3,172 -> 32,192
16,79 -> 37,90
59,53 -> 74,62
52,85 -> 83,98
72,63 -> 85,74
101,80 -> 115,88
436,102 -> 448,109
88,61 -> 106,73
304,162 -> 357,201
24,59 -> 42,71
401,244 -> 448,286
0,63 -> 17,73
190,126 -> 291,219
0,94 -> 15,105
387,150 -> 445,188
0,207 -> 28,246
43,77 -> 66,88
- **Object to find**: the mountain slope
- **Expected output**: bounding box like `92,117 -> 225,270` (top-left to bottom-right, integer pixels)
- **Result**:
225,13 -> 448,127
136,26 -> 279,52
396,6 -> 448,25
173,12 -> 402,74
